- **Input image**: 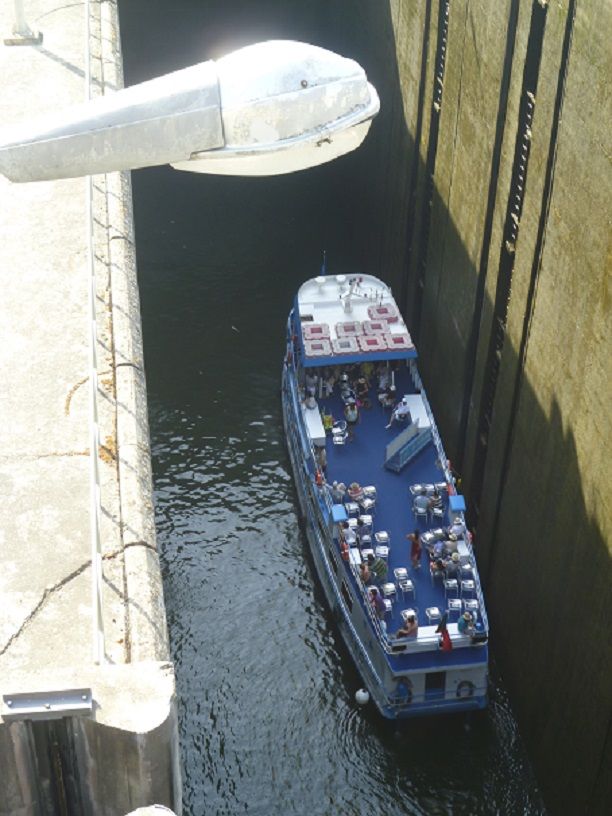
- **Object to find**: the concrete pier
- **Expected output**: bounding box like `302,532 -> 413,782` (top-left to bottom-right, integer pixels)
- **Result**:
0,1 -> 180,813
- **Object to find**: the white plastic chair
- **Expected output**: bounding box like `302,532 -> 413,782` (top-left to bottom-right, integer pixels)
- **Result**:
425,606 -> 442,624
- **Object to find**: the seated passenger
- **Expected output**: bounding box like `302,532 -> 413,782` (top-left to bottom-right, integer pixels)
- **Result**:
347,482 -> 364,502
354,377 -> 371,408
449,517 -> 465,538
413,488 -> 430,513
356,517 -> 372,541
428,539 -> 445,560
444,551 -> 461,580
378,383 -> 396,407
386,398 -> 412,429
457,611 -> 475,635
322,370 -> 336,397
443,534 -> 459,556
396,614 -> 418,638
428,487 -> 443,511
430,557 -> 445,577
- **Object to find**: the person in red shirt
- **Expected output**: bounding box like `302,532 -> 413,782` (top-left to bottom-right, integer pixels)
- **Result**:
406,528 -> 422,569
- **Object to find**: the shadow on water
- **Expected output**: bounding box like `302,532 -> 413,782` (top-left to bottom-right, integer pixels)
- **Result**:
118,1 -> 552,813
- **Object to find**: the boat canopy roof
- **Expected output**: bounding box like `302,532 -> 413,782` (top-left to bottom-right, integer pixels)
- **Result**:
295,274 -> 417,368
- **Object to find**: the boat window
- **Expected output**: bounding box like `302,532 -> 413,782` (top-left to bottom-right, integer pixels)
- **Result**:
425,672 -> 446,695
340,581 -> 353,613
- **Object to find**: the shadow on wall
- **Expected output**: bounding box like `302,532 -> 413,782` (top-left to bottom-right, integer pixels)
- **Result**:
119,1 -> 610,814
343,4 -> 612,816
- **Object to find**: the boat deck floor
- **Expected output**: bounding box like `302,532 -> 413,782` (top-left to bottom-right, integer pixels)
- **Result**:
318,366 -> 463,645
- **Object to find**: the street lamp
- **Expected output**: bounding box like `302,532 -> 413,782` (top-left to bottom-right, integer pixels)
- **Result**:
0,40 -> 379,182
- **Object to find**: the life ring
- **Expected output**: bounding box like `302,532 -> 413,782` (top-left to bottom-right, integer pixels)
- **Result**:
315,470 -> 324,487
391,677 -> 412,705
456,680 -> 475,698
340,540 -> 349,561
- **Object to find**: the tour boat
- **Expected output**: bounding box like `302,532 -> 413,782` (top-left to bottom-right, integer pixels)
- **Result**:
281,271 -> 489,718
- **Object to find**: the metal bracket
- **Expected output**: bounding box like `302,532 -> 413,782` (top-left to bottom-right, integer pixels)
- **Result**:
4,31 -> 43,46
1,688 -> 93,721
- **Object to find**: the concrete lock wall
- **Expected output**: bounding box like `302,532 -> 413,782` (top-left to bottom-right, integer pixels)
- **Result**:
324,1 -> 611,814
0,1 -> 179,814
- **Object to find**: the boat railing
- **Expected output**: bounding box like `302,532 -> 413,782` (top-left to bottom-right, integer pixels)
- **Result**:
350,563 -> 487,653
349,563 -> 391,646
408,361 -> 489,632
285,339 -> 335,518
310,520 -> 387,700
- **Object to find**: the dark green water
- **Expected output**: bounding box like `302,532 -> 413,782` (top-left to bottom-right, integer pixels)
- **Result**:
120,3 -> 545,814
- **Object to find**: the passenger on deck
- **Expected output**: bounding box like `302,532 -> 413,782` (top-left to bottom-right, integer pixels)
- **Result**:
369,587 -> 386,620
341,521 -> 356,547
378,384 -> 396,408
444,551 -> 461,580
413,488 -> 430,513
359,560 -> 372,585
347,482 -> 364,502
396,614 -> 418,638
428,539 -> 445,560
356,517 -> 372,541
406,529 -> 422,569
367,552 -> 388,582
344,398 -> 359,438
386,397 -> 412,429
430,557 -> 445,578
360,361 -> 375,381
449,517 -> 465,538
458,611 -> 475,635
322,411 -> 334,433
305,371 -> 318,397
428,487 -> 443,511
322,370 -> 336,397
443,534 -> 459,556
315,446 -> 327,475
376,362 -> 390,391
354,377 -> 371,408
339,372 -> 352,396
330,481 -> 346,504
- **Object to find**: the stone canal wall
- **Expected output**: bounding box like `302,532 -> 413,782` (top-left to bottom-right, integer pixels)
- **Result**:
332,1 -> 611,813
0,1 -> 179,813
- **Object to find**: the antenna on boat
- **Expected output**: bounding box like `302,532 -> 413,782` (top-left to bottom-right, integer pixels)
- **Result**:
320,250 -> 327,276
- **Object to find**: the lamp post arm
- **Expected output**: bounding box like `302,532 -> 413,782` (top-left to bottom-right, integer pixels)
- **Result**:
0,40 -> 379,182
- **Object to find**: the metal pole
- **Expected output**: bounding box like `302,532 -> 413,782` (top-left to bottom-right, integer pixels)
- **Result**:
14,0 -> 29,35
5,0 -> 42,45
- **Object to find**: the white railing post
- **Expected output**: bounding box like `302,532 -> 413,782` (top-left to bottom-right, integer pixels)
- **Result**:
4,0 -> 42,45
